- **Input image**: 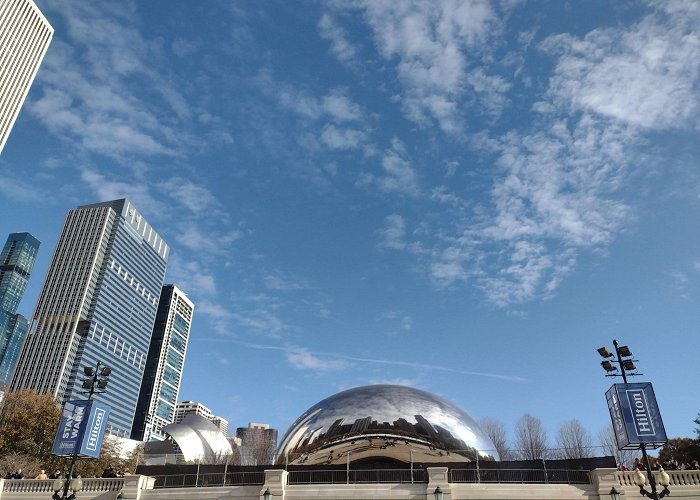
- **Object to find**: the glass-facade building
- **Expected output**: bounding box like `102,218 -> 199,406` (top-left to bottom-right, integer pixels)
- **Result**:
10,199 -> 168,437
132,284 -> 194,441
0,0 -> 53,153
0,232 -> 39,386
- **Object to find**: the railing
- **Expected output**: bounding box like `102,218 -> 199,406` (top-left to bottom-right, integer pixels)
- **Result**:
449,468 -> 590,484
617,469 -> 700,487
287,469 -> 426,484
150,472 -> 265,488
1,479 -> 125,493
79,479 -> 124,492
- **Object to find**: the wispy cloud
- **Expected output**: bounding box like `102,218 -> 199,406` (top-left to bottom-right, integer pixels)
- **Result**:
167,258 -> 218,296
277,86 -> 364,124
318,13 -> 361,69
381,310 -> 413,332
286,347 -> 350,371
208,339 -> 526,382
320,124 -> 367,150
263,272 -> 309,291
542,2 -> 700,130
378,214 -> 407,250
156,177 -> 225,216
356,0 -> 508,134
380,4 -> 700,306
80,168 -> 160,214
425,117 -> 630,305
361,138 -> 420,197
29,2 -> 192,161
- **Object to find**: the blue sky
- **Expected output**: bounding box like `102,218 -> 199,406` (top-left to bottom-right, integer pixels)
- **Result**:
2,0 -> 699,451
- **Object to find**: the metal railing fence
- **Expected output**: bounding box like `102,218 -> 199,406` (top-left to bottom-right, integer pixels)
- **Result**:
449,468 -> 590,484
287,468 -> 426,484
150,471 -> 265,488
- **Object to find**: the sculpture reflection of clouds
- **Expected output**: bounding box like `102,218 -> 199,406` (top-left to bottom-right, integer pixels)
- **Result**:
277,385 -> 497,465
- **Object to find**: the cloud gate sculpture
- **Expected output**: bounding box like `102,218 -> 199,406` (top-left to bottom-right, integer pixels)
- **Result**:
277,384 -> 498,465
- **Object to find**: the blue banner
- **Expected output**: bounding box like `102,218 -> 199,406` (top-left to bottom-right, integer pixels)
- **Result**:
51,400 -> 110,457
606,383 -> 667,450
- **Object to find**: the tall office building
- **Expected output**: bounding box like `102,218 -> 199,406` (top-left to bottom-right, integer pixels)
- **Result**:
0,0 -> 54,153
211,416 -> 229,436
0,232 -> 39,385
11,199 -> 169,437
173,400 -> 213,423
132,285 -> 194,442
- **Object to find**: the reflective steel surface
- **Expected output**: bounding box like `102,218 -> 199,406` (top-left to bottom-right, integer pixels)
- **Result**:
143,414 -> 232,464
277,385 -> 498,464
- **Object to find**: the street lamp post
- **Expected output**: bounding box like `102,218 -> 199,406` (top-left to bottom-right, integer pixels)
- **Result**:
54,362 -> 111,500
597,341 -> 667,500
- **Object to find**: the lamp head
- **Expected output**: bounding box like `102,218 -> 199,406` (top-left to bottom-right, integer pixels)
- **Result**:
52,479 -> 65,493
100,367 -> 111,377
609,486 -> 621,500
83,367 -> 94,376
658,468 -> 670,487
633,468 -> 647,487
617,345 -> 632,357
434,485 -> 444,500
263,487 -> 272,500
597,347 -> 613,358
601,360 -> 617,372
70,476 -> 83,493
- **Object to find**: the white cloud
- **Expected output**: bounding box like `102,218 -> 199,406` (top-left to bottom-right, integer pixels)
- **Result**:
208,340 -> 525,381
197,300 -> 234,319
80,169 -> 160,215
318,13 -> 361,68
174,224 -> 242,255
263,273 -> 308,291
277,87 -> 363,124
320,124 -> 367,150
167,258 -> 218,296
286,347 -> 350,371
430,251 -> 469,286
372,138 -> 420,197
322,91 -> 363,122
542,2 -> 700,130
231,309 -> 288,338
358,0 -> 506,133
378,214 -> 407,250
157,177 -> 223,215
440,117 -> 627,303
28,2 -> 193,161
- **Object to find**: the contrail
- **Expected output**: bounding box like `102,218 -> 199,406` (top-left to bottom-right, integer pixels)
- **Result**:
204,338 -> 526,382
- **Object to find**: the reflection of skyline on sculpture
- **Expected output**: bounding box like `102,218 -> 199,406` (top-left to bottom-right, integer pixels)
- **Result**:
277,385 -> 497,465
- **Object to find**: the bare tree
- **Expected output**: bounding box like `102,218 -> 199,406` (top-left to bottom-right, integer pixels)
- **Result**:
555,419 -> 593,459
513,414 -> 549,460
599,424 -> 635,469
240,428 -> 276,465
479,417 -> 511,460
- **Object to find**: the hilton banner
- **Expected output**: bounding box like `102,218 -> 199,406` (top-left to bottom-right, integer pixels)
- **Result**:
51,400 -> 110,458
606,382 -> 667,450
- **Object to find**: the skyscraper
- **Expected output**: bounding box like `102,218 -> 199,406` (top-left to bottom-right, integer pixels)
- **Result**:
132,284 -> 194,442
0,0 -> 54,153
173,400 -> 213,424
0,232 -> 39,386
11,199 -> 169,437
